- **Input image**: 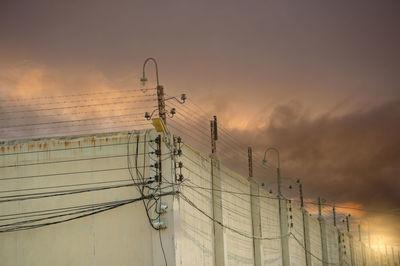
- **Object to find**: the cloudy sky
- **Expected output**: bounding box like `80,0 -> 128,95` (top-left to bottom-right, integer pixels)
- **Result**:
1,0 -> 399,246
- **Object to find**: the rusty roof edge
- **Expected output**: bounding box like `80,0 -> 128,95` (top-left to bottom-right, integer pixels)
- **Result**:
0,128 -> 154,146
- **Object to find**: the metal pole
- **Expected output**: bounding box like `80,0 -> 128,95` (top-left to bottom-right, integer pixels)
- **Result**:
210,116 -> 217,154
333,204 -> 336,227
318,197 -> 322,217
346,215 -> 350,233
299,183 -> 304,208
248,147 -> 253,178
277,167 -> 281,195
157,86 -> 166,125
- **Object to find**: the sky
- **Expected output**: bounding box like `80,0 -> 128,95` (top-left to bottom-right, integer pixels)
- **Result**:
0,0 -> 399,246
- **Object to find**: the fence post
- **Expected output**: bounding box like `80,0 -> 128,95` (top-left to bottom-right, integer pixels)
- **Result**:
210,117 -> 226,266
359,224 -> 367,266
318,197 -> 329,266
248,147 -> 263,266
302,209 -> 312,265
279,198 -> 291,266
349,234 -> 356,266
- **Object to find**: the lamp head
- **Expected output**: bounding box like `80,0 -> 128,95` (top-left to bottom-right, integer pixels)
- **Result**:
145,112 -> 150,120
180,93 -> 187,102
140,76 -> 148,86
170,108 -> 176,115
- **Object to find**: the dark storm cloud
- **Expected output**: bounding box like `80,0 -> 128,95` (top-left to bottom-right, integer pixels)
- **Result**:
242,100 -> 400,210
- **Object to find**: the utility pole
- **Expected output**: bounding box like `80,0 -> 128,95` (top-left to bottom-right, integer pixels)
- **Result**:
209,115 -> 225,266
318,197 -> 322,217
333,204 -> 336,227
299,182 -> 304,208
157,86 -> 166,125
248,147 -> 253,178
210,116 -> 217,154
248,146 -> 262,266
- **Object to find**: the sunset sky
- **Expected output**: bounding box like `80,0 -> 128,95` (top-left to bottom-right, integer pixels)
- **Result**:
1,0 -> 399,247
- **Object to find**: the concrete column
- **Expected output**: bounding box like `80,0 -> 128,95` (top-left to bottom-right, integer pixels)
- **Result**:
391,246 -> 396,266
319,217 -> 329,266
302,209 -> 312,265
250,179 -> 263,266
349,235 -> 355,266
279,198 -> 291,266
361,243 -> 367,266
211,154 -> 226,266
338,231 -> 344,266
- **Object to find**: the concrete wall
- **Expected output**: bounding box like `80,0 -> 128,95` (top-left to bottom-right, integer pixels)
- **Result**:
259,189 -> 282,266
1,128 -> 396,266
176,144 -> 214,266
308,216 -> 323,266
325,224 -> 340,265
220,165 -> 254,266
0,130 -> 158,266
289,207 -> 307,266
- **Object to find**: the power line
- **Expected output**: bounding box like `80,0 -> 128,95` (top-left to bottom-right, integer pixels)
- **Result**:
0,88 -> 156,103
0,191 -> 176,233
0,105 -> 156,122
0,112 -> 146,130
1,93 -> 157,109
1,97 -> 156,114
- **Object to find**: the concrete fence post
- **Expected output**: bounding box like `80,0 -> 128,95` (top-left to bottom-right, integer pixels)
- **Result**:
361,243 -> 367,266
302,209 -> 312,265
319,217 -> 329,266
338,230 -> 345,266
349,235 -> 355,266
211,154 -> 226,266
250,180 -> 263,266
279,198 -> 291,266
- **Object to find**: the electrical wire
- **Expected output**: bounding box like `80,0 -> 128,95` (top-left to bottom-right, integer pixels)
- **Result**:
0,88 -> 156,103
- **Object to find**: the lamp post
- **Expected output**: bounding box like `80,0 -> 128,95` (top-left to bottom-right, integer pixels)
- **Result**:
141,58 -> 166,125
263,147 -> 281,196
263,147 -> 290,265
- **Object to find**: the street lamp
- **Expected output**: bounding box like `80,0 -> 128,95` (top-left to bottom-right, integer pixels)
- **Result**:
141,57 -> 159,87
141,57 -> 166,125
262,147 -> 282,196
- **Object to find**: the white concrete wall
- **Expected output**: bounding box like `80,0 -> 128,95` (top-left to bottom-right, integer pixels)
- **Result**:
325,224 -> 339,265
353,241 -> 363,266
259,189 -> 282,266
220,165 -> 254,266
0,130 -> 156,266
176,144 -> 214,266
289,207 -> 307,266
0,129 -> 392,266
308,216 -> 322,266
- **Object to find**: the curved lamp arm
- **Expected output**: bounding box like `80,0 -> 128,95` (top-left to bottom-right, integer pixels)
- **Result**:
141,57 -> 159,87
262,147 -> 280,168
